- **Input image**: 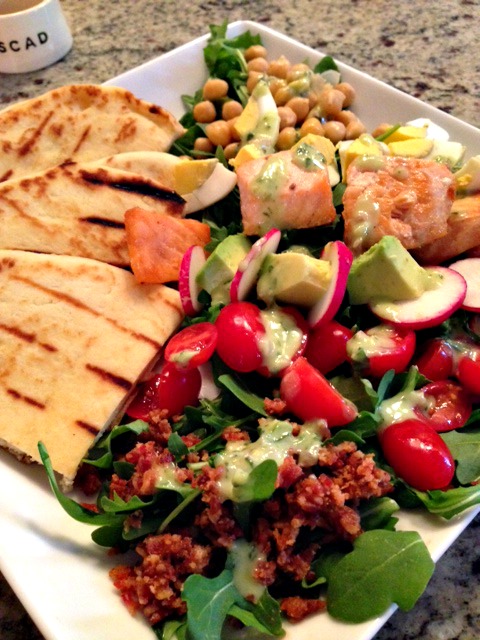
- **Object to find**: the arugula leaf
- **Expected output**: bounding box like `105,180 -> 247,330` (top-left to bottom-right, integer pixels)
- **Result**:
182,569 -> 244,640
158,489 -> 201,533
156,619 -> 187,640
84,420 -> 149,469
233,460 -> 278,503
38,442 -> 124,527
218,373 -> 269,417
441,428 -> 480,484
359,496 -> 400,531
168,432 -> 189,462
228,591 -> 284,637
314,55 -> 339,74
99,491 -> 156,514
411,484 -> 480,519
327,530 -> 434,622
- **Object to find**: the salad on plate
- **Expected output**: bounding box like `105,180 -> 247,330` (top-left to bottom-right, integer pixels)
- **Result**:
37,21 -> 480,640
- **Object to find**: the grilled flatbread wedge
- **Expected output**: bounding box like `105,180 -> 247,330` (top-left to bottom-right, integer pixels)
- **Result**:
0,161 -> 186,266
0,249 -> 183,488
0,84 -> 184,183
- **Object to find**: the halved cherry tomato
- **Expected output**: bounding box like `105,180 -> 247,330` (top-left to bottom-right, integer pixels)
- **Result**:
164,322 -> 218,369
256,306 -> 309,377
379,419 -> 455,491
415,338 -> 454,381
304,320 -> 353,374
347,324 -> 416,378
279,356 -> 358,427
456,350 -> 480,396
126,362 -> 201,420
215,301 -> 265,372
417,380 -> 472,432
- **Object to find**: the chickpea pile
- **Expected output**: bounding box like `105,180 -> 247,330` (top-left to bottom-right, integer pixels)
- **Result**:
191,44 -> 367,160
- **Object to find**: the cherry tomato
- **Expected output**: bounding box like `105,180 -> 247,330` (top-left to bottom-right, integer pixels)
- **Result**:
164,322 -> 218,369
347,324 -> 416,378
456,351 -> 480,395
304,320 -> 353,374
256,306 -> 309,377
415,339 -> 454,381
379,419 -> 455,491
417,380 -> 472,432
126,362 -> 201,420
280,356 -> 358,427
215,302 -> 265,372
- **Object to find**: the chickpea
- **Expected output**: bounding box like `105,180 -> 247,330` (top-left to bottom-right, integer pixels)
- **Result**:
268,55 -> 290,79
277,126 -> 299,150
202,78 -> 229,101
274,85 -> 294,106
246,70 -> 263,93
322,120 -> 347,144
247,57 -> 269,73
244,44 -> 267,61
268,77 -> 287,97
224,142 -> 240,160
299,117 -> 325,137
317,88 -> 345,118
335,82 -> 356,108
345,119 -> 367,140
222,100 -> 243,121
286,96 -> 310,123
308,90 -> 319,109
372,122 -> 393,138
286,62 -> 311,83
277,106 -> 297,130
336,110 -> 358,126
193,100 -> 216,123
193,137 -> 214,154
205,120 -> 232,147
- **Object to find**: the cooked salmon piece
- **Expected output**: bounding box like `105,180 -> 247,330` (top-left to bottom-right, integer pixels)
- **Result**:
414,193 -> 480,264
342,156 -> 455,255
125,207 -> 211,283
236,150 -> 336,236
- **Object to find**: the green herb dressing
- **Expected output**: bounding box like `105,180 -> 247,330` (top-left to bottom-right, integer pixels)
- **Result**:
231,539 -> 266,602
258,307 -> 304,374
293,142 -> 326,172
251,154 -> 289,200
214,419 -> 323,500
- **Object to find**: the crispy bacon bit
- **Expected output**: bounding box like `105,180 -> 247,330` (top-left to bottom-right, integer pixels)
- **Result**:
264,396 -> 287,415
280,596 -> 326,622
109,534 -> 211,625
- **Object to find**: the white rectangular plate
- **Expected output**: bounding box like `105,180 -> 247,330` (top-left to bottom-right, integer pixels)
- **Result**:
1,20 -> 479,640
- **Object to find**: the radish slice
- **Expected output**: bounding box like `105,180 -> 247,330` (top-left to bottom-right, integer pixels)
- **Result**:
369,266 -> 467,329
448,258 -> 480,311
179,245 -> 206,315
308,241 -> 353,329
230,228 -> 281,302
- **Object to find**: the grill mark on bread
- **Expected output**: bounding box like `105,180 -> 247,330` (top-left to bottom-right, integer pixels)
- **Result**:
7,388 -> 45,409
0,169 -> 13,183
79,217 -> 125,229
0,322 -> 57,352
72,125 -> 92,155
11,274 -> 168,350
18,111 -> 54,157
80,168 -> 185,204
75,420 -> 101,435
85,363 -> 132,390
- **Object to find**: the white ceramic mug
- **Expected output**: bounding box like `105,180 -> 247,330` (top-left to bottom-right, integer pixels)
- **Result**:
0,0 -> 72,74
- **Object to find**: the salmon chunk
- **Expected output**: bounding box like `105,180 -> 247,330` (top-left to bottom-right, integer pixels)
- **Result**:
414,193 -> 480,264
236,150 -> 336,236
125,207 -> 211,284
342,156 -> 455,255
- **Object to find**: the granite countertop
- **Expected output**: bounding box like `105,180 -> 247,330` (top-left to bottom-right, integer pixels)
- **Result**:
0,1 -> 479,639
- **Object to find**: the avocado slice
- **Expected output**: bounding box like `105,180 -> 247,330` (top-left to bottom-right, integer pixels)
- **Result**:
347,235 -> 429,305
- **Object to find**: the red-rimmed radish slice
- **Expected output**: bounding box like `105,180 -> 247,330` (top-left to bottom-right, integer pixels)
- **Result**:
179,245 -> 206,316
308,241 -> 353,329
448,258 -> 480,311
369,266 -> 466,329
230,228 -> 281,302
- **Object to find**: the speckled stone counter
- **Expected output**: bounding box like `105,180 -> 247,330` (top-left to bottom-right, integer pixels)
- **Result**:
0,1 -> 479,639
